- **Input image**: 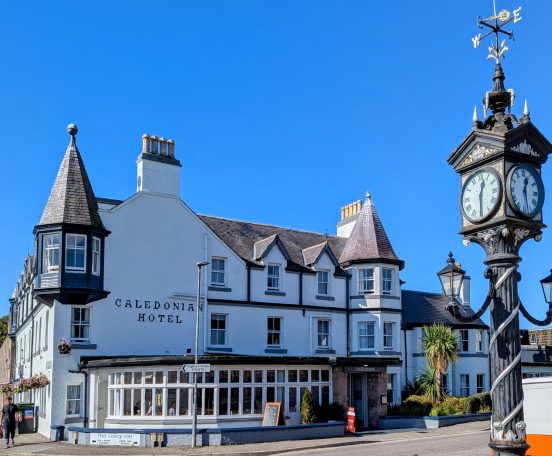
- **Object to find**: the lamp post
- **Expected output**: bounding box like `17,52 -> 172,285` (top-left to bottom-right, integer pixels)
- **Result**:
191,261 -> 209,448
540,270 -> 552,305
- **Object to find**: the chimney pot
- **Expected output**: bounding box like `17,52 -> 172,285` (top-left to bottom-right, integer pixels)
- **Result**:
150,136 -> 159,154
167,139 -> 175,158
159,137 -> 167,155
142,134 -> 151,154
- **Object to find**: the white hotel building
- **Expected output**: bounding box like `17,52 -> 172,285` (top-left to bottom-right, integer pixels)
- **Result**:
7,125 -> 489,436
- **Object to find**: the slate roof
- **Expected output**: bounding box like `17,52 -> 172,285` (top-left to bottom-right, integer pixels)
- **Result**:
401,289 -> 488,329
339,194 -> 403,268
198,215 -> 348,271
39,128 -> 104,229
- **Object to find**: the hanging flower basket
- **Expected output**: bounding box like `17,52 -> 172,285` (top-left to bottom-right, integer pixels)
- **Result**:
58,338 -> 72,355
0,375 -> 50,395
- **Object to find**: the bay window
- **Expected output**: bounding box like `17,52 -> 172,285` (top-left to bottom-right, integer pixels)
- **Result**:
92,237 -> 101,275
358,321 -> 375,350
66,234 -> 87,272
42,234 -> 60,272
358,268 -> 374,294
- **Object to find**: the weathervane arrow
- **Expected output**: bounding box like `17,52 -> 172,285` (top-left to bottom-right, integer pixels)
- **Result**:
472,0 -> 522,63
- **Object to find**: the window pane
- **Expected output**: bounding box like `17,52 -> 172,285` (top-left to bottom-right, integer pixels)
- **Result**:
321,370 -> 330,382
219,388 -> 228,415
155,372 -> 163,384
230,388 -> 239,415
124,372 -> 132,384
204,388 -> 214,415
243,387 -> 252,414
178,388 -> 189,416
266,386 -> 275,403
254,387 -> 262,414
168,371 -> 178,384
167,389 -> 177,416
132,389 -> 141,415
254,370 -> 263,383
219,371 -> 228,383
277,370 -> 285,382
267,370 -> 275,383
311,370 -> 320,382
288,370 -> 297,382
299,370 -> 308,382
145,372 -> 153,384
289,387 -> 297,412
145,389 -> 153,415
123,389 -> 131,416
243,371 -> 252,383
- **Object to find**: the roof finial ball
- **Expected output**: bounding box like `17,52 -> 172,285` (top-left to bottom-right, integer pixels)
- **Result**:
67,123 -> 78,136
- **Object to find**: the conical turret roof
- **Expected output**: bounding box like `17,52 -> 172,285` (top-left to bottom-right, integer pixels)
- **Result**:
38,124 -> 104,229
338,193 -> 403,268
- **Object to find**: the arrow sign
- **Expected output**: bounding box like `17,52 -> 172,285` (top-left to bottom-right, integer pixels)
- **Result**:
182,363 -> 211,373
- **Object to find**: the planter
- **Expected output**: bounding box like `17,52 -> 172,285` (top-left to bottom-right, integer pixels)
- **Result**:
379,412 -> 491,430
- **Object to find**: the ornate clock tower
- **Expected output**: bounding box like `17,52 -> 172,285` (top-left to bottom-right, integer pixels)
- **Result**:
447,4 -> 551,456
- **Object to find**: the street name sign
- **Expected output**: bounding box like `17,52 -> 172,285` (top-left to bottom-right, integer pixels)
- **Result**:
182,363 -> 211,373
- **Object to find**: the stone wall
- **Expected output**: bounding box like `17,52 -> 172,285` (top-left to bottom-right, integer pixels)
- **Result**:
367,372 -> 387,428
0,338 -> 13,386
332,366 -> 348,407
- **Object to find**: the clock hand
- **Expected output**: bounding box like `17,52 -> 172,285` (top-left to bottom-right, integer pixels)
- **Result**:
479,180 -> 485,217
523,177 -> 529,212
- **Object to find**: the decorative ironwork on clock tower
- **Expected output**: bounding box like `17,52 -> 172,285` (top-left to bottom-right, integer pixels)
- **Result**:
447,3 -> 552,455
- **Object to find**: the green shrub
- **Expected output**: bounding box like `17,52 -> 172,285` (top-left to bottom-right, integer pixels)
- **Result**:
401,380 -> 421,402
440,396 -> 467,415
301,388 -> 317,424
429,402 -> 446,416
476,393 -> 492,410
465,395 -> 481,414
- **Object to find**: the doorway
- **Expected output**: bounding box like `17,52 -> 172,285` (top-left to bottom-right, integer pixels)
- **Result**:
96,374 -> 108,428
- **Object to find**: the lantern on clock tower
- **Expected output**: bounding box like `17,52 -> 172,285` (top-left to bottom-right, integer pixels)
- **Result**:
446,3 -> 552,456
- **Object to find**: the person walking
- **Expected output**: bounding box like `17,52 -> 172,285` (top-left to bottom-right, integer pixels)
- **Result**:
1,397 -> 21,448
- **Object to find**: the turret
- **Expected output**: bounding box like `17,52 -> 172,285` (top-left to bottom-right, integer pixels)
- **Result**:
33,124 -> 110,304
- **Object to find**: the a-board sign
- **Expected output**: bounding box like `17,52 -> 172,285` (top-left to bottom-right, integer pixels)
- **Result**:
262,402 -> 286,426
182,363 -> 211,373
347,406 -> 356,433
90,432 -> 140,446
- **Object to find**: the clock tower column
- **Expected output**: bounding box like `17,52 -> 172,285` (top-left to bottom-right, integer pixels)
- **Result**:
447,7 -> 551,454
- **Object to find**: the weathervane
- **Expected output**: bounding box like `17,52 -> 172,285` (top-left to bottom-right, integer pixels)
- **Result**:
472,0 -> 522,63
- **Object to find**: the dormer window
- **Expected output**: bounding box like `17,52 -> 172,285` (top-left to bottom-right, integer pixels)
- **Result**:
358,268 -> 374,294
92,237 -> 101,275
267,264 -> 281,291
66,234 -> 87,272
43,234 -> 60,272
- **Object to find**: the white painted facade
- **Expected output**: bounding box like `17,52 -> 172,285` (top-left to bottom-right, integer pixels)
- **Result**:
6,130 -> 490,438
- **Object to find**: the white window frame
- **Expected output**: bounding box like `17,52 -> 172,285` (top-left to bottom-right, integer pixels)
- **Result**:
476,373 -> 485,394
66,384 -> 82,417
316,319 -> 331,349
358,268 -> 374,294
267,317 -> 282,347
71,306 -> 91,343
317,270 -> 330,296
65,234 -> 87,272
210,257 -> 226,287
210,313 -> 227,346
459,329 -> 469,352
92,237 -> 101,276
382,268 -> 393,295
267,264 -> 281,291
383,322 -> 395,350
476,330 -> 483,352
460,374 -> 470,397
358,321 -> 375,350
43,233 -> 61,272
387,373 -> 396,405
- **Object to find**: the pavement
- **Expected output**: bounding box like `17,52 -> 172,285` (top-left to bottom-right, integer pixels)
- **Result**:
0,421 -> 491,455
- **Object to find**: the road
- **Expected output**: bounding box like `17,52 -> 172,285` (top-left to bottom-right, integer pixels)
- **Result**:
279,429 -> 490,456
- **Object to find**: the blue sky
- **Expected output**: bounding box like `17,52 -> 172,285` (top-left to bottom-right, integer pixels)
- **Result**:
1,0 -> 551,326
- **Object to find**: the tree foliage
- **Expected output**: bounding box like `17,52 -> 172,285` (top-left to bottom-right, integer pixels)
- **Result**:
420,323 -> 459,401
0,315 -> 9,347
301,388 -> 317,424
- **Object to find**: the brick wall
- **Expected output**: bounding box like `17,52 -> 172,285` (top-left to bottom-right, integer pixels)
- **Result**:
332,366 -> 348,407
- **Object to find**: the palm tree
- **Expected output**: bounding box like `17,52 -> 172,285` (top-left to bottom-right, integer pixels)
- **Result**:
421,323 -> 459,400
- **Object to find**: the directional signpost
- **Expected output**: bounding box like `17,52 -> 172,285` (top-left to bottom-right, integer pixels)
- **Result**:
183,364 -> 211,374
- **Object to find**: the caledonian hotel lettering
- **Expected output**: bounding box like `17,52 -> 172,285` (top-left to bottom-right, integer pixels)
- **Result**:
114,298 -> 201,323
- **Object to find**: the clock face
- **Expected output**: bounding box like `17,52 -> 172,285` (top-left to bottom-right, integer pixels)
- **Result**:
507,164 -> 545,218
461,168 -> 502,223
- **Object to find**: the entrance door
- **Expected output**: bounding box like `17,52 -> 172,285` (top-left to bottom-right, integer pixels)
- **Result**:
97,377 -> 108,428
352,374 -> 368,428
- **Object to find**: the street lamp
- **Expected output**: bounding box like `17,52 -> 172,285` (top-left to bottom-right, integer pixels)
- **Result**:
437,252 -> 466,302
540,270 -> 552,305
191,261 -> 209,448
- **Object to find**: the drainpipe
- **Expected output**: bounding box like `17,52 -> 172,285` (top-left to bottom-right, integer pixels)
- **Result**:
403,329 -> 408,387
299,272 -> 303,307
69,367 -> 89,428
246,264 -> 251,302
346,273 -> 350,356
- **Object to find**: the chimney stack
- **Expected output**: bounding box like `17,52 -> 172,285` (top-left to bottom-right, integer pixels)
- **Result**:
137,133 -> 181,197
337,199 -> 363,238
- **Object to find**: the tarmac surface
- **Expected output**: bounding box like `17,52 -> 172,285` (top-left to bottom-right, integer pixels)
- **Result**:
0,421 -> 491,456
